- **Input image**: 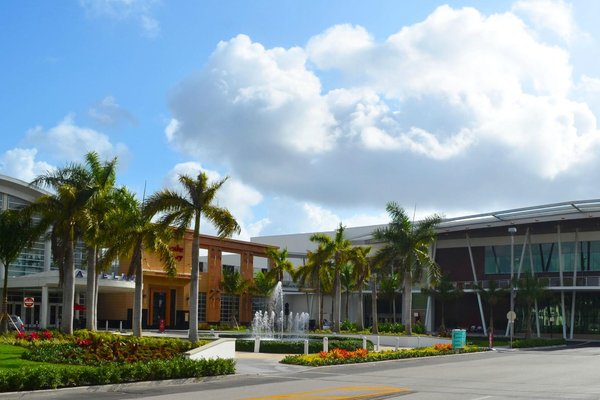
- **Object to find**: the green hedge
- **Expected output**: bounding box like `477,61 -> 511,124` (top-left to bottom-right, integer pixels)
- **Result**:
281,345 -> 486,366
0,357 -> 235,392
236,338 -> 373,354
511,338 -> 566,348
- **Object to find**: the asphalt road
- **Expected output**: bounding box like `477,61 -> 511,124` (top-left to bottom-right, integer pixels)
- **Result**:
4,343 -> 600,400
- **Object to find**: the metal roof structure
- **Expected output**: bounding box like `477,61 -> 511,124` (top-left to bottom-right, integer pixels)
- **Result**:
436,199 -> 600,232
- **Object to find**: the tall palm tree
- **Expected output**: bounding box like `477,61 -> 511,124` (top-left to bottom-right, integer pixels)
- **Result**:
29,163 -> 99,334
475,279 -> 506,339
144,172 -> 240,342
340,263 -> 354,322
265,247 -> 295,283
296,248 -> 333,329
309,224 -> 353,333
350,246 -> 371,330
98,188 -> 177,337
0,209 -> 41,333
373,202 -> 441,335
423,274 -> 463,332
515,275 -> 548,339
250,270 -> 277,298
78,152 -> 118,331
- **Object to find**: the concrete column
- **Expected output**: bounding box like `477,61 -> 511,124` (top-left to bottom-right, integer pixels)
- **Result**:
40,286 -> 49,329
206,247 -> 222,323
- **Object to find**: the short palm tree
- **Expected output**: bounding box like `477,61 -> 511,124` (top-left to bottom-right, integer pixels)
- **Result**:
0,209 -> 41,333
515,275 -> 548,338
265,247 -> 295,283
296,249 -> 333,329
309,224 -> 353,332
144,172 -> 240,342
350,246 -> 371,330
474,279 -> 506,338
373,202 -> 441,335
423,274 -> 463,333
99,188 -> 177,337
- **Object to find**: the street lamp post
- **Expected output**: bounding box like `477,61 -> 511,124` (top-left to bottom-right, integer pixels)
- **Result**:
508,227 -> 517,347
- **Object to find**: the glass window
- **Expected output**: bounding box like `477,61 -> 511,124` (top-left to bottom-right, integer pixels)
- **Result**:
198,292 -> 206,322
220,294 -> 239,324
7,195 -> 28,210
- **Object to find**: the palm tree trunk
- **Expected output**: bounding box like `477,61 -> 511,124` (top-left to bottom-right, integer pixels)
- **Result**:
0,262 -> 10,333
371,272 -> 378,334
189,213 -> 201,342
333,269 -> 341,332
345,289 -> 349,322
86,246 -> 97,331
133,258 -> 143,337
402,273 -> 412,335
358,287 -> 364,330
61,237 -> 75,334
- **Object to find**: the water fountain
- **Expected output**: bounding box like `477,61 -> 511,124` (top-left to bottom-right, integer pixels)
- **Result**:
251,281 -> 310,339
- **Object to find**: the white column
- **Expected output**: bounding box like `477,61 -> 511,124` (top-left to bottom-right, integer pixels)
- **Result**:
516,228 -> 530,279
466,233 -> 487,335
40,286 -> 49,329
557,225 -> 567,339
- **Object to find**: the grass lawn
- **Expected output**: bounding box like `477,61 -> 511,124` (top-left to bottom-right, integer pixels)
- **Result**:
0,344 -> 82,370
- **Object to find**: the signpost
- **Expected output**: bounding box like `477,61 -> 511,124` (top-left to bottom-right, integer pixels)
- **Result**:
507,310 -> 517,348
23,297 -> 34,308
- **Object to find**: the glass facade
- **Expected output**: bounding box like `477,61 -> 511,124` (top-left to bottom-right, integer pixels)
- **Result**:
220,294 -> 239,324
485,241 -> 600,274
198,292 -> 206,322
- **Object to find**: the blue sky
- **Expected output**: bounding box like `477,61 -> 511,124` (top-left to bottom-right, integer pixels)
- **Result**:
2,1 -> 600,239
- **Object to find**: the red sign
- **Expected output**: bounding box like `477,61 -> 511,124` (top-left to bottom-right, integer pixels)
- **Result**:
23,297 -> 34,308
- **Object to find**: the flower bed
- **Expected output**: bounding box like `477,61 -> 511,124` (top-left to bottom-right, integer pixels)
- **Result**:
22,332 -> 209,365
281,345 -> 486,366
235,337 -> 373,354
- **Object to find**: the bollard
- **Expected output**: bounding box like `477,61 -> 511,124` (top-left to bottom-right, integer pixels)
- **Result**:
417,336 -> 421,348
362,336 -> 367,350
254,337 -> 261,353
395,336 -> 400,351
376,335 -> 380,352
304,339 -> 309,355
323,337 -> 329,353
105,320 -> 109,331
119,321 -> 122,333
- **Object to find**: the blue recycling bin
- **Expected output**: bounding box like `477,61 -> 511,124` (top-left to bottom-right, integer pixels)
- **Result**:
452,329 -> 466,349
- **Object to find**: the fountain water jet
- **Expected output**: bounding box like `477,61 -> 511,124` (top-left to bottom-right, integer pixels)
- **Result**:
251,281 -> 310,338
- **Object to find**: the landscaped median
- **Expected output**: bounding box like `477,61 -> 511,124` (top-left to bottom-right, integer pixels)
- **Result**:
281,343 -> 487,366
0,330 -> 235,392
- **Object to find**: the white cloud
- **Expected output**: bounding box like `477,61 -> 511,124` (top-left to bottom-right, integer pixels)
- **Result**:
165,5 -> 600,216
80,0 -> 160,37
25,115 -> 129,163
512,0 -> 577,42
0,148 -> 54,183
88,96 -> 136,127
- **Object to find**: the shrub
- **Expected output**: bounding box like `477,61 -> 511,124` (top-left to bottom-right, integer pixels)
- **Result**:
340,320 -> 358,332
282,345 -> 486,366
0,357 -> 235,392
511,338 -> 566,348
235,337 -> 373,354
378,322 -> 405,334
413,322 -> 426,334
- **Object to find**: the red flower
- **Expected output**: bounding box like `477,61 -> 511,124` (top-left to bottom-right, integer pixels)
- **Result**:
41,331 -> 53,340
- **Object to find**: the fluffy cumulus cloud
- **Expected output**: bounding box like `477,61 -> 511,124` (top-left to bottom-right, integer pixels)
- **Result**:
0,148 -> 54,183
166,4 -> 600,218
512,0 -> 578,42
80,0 -> 160,37
24,115 -> 128,163
163,162 -> 269,240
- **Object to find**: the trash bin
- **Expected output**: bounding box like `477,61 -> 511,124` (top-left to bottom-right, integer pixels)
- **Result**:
452,329 -> 466,349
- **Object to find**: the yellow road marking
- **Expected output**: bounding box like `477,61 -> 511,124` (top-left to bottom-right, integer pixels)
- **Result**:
244,385 -> 409,400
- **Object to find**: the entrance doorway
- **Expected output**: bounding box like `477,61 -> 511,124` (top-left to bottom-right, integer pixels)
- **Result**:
150,287 -> 175,327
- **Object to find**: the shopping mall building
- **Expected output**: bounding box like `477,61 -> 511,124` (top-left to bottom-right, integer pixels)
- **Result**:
3,173 -> 600,338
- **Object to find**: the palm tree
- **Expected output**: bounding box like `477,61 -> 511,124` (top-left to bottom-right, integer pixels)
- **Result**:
423,274 -> 463,333
78,152 -> 118,331
0,209 -> 41,333
98,188 -> 177,337
29,162 -> 100,334
144,172 -> 240,342
251,270 -> 277,298
265,247 -> 295,284
296,249 -> 333,329
350,246 -> 371,330
309,224 -> 353,332
515,275 -> 548,338
379,272 -> 400,323
373,202 -> 441,335
475,279 -> 506,340
340,263 -> 355,322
